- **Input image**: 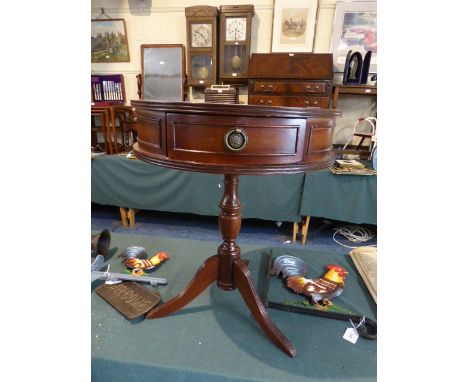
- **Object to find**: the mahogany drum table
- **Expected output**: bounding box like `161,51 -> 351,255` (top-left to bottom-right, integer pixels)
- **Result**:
131,100 -> 341,357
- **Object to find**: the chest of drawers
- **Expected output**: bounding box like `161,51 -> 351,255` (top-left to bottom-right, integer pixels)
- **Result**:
248,53 -> 333,108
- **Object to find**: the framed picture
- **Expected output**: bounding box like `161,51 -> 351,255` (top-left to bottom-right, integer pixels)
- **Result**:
330,1 -> 377,73
91,19 -> 130,62
271,0 -> 319,52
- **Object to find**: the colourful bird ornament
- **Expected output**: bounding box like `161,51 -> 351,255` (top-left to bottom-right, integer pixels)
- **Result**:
271,255 -> 348,306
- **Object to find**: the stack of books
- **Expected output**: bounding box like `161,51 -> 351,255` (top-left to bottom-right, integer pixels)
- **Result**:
329,159 -> 376,175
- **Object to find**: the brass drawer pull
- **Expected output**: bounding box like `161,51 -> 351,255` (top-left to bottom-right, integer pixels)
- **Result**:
224,128 -> 248,152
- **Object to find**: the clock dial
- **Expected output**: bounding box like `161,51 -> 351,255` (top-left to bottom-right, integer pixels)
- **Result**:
191,24 -> 212,48
226,17 -> 247,41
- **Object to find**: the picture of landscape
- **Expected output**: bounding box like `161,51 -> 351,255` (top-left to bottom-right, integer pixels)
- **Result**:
280,8 -> 308,44
91,19 -> 130,62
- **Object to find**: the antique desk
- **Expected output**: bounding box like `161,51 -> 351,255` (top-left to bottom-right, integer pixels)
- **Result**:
131,100 -> 341,357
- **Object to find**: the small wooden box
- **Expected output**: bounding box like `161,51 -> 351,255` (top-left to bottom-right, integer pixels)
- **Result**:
205,85 -> 239,104
91,74 -> 126,106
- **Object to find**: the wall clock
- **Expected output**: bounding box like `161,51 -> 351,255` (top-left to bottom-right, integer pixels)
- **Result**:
185,6 -> 219,88
219,5 -> 254,84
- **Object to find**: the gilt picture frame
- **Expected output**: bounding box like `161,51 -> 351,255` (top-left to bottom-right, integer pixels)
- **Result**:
271,0 -> 319,53
330,1 -> 377,73
91,19 -> 130,63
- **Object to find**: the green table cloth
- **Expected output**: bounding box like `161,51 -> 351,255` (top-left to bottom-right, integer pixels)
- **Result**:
91,155 -> 304,222
92,233 -> 376,382
300,169 -> 377,225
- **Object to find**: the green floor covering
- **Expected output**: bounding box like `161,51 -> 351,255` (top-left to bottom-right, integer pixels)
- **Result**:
92,232 -> 376,382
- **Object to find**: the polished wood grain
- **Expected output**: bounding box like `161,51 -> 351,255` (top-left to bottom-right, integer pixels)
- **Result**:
249,53 -> 333,79
233,259 -> 297,357
248,53 -> 333,109
133,101 -> 341,357
146,255 -> 219,319
131,101 -> 340,175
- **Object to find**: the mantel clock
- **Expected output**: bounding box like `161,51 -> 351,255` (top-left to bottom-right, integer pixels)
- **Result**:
185,6 -> 219,88
219,5 -> 254,84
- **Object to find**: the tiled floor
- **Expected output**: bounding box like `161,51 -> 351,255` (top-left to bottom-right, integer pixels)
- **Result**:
91,204 -> 377,255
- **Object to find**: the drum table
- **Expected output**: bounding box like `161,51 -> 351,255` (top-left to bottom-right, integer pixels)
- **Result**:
131,101 -> 341,357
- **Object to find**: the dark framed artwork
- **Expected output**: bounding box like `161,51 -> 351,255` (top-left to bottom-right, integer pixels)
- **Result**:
91,19 -> 130,62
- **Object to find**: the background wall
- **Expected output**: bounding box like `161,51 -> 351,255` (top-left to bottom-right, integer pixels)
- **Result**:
91,0 -> 376,143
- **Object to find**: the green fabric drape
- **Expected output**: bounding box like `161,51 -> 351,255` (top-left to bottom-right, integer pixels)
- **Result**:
92,233 -> 376,382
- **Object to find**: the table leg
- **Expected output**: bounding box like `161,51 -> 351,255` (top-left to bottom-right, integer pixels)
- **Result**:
292,223 -> 299,242
119,207 -> 129,227
144,174 -> 297,357
301,216 -> 311,245
233,259 -> 297,357
146,255 -> 218,319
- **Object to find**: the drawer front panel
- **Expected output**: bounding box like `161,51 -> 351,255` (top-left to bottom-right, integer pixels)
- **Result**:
135,111 -> 166,155
166,113 -> 306,165
249,95 -> 329,109
253,81 -> 326,94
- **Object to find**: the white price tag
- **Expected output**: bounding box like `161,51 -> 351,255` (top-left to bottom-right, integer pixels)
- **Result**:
232,73 -> 237,77
199,80 -> 204,84
365,89 -> 371,93
159,61 -> 165,65
343,328 -> 359,344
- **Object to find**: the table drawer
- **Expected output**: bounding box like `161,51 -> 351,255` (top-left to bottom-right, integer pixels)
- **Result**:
253,81 -> 326,94
249,95 -> 329,108
166,113 -> 307,165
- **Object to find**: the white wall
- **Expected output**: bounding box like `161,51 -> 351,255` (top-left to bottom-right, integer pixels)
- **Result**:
91,0 -> 376,143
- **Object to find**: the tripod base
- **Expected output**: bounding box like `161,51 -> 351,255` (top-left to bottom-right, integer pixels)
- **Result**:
145,175 -> 297,357
146,255 -> 297,357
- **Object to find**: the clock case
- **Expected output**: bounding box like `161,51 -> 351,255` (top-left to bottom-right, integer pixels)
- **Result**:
185,6 -> 219,88
219,5 -> 254,85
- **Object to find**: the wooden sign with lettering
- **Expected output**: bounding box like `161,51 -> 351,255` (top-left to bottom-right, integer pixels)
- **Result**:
96,281 -> 161,320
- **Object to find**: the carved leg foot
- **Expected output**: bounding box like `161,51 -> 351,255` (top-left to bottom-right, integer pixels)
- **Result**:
146,255 -> 218,319
233,259 -> 297,358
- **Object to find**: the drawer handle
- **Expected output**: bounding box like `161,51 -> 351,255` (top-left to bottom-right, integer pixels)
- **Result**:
224,128 -> 248,152
259,99 -> 264,104
267,100 -> 272,105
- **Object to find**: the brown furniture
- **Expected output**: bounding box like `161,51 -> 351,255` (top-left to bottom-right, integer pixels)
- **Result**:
91,106 -> 137,154
185,6 -> 219,88
131,100 -> 341,357
332,84 -> 377,109
219,5 -> 254,84
248,53 -> 333,108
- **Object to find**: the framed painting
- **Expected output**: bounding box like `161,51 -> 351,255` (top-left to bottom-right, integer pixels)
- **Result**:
91,19 -> 130,62
271,0 -> 319,52
330,1 -> 377,73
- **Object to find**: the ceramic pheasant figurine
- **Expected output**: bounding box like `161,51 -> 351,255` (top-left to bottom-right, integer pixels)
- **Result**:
271,255 -> 348,306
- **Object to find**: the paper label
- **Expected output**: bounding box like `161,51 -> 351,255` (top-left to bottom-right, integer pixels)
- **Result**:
365,89 -> 371,93
199,80 -> 204,84
232,73 -> 237,76
159,61 -> 165,65
343,328 -> 359,344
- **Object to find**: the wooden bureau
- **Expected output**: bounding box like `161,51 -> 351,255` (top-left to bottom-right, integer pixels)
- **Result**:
248,53 -> 333,108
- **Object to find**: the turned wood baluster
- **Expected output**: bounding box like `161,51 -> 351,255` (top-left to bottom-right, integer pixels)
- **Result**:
217,174 -> 242,291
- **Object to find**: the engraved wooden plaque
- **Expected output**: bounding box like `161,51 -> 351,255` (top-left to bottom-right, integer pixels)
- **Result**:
96,282 -> 161,320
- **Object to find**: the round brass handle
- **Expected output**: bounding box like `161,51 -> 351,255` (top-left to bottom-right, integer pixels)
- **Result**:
267,100 -> 272,104
260,84 -> 265,88
313,101 -> 318,105
305,101 -> 310,106
259,99 -> 264,104
224,128 -> 248,152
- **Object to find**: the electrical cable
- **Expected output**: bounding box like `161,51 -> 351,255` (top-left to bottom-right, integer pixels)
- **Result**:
332,225 -> 377,249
